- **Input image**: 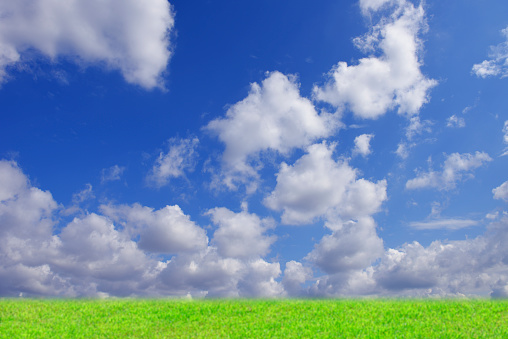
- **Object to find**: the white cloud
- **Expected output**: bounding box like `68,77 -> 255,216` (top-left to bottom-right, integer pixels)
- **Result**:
0,160 -> 164,297
264,142 -> 387,225
306,217 -> 384,275
101,165 -> 125,183
359,0 -> 395,13
409,218 -> 479,230
0,160 -> 28,202
472,27 -> 508,79
57,213 -> 155,285
159,249 -> 285,298
405,116 -> 432,140
71,184 -> 95,204
314,0 -> 437,119
503,121 -> 508,144
207,207 -> 276,260
206,71 -> 337,191
0,0 -> 174,89
472,60 -> 501,78
100,203 -> 208,254
237,259 -> 285,297
493,180 -> 508,202
282,261 -> 313,296
446,115 -> 466,128
147,137 -> 199,188
372,217 -> 508,296
5,159 -> 508,298
353,134 -> 374,157
502,121 -> 508,156
0,161 -> 57,241
395,142 -> 412,159
0,159 -> 290,298
306,216 -> 508,297
406,152 -> 492,190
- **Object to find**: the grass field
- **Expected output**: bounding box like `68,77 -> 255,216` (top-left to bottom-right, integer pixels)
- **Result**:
1,298 -> 507,338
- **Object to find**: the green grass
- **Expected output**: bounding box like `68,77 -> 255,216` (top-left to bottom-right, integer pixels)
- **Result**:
1,298 -> 507,338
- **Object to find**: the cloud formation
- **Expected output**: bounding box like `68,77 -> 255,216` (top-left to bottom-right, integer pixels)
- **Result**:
406,152 -> 492,190
101,165 -> 125,183
502,121 -> 508,156
100,203 -> 209,255
207,207 -> 276,260
472,26 -> 508,79
314,0 -> 437,119
306,217 -> 384,275
0,160 -> 287,298
446,115 -> 466,128
353,134 -> 374,157
493,180 -> 508,202
264,142 -> 387,225
147,137 -> 199,188
0,0 -> 174,88
373,217 -> 508,296
207,71 -> 337,191
3,159 -> 508,298
0,160 -> 156,297
409,218 -> 479,230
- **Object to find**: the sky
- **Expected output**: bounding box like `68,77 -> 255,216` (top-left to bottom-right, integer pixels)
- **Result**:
1,0 -> 508,298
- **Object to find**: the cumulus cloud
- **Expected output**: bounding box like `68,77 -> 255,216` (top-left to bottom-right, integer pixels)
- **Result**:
100,203 -> 208,255
446,115 -> 466,128
265,142 -> 387,225
305,216 -> 508,297
359,0 -> 394,13
237,259 -> 285,297
4,158 -> 508,298
406,152 -> 492,190
373,217 -> 508,296
314,0 -> 437,119
159,249 -> 285,298
0,0 -> 174,88
101,165 -> 125,183
493,180 -> 508,202
472,26 -> 508,79
306,217 -> 384,275
0,159 -> 288,298
0,160 -> 163,297
353,134 -> 374,157
57,214 -> 157,290
206,71 -> 337,191
147,137 -> 199,188
207,207 -> 276,260
0,160 -> 57,242
282,261 -> 313,296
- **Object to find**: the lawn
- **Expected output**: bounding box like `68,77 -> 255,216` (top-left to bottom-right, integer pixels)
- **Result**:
1,298 -> 507,338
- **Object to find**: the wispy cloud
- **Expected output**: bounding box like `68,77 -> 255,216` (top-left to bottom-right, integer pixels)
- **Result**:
409,218 -> 479,230
101,165 -> 125,183
406,152 -> 492,190
472,26 -> 508,79
147,137 -> 199,188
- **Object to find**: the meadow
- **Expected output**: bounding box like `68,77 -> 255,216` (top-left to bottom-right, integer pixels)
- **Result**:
1,298 -> 507,338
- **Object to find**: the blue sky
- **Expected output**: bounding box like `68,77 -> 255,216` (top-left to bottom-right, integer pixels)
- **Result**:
1,0 -> 508,298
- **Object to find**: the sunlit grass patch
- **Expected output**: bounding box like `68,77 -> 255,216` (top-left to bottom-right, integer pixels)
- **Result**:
1,298 -> 507,338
